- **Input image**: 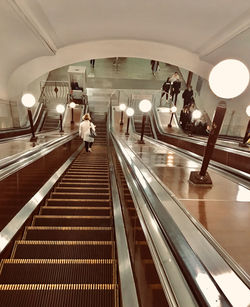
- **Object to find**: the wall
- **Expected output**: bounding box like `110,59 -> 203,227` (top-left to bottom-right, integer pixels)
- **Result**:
17,72 -> 49,127
0,99 -> 13,129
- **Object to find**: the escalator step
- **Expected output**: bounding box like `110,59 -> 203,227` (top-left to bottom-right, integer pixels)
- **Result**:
66,171 -> 109,176
64,174 -> 109,179
58,182 -> 109,188
61,177 -> 109,183
69,166 -> 109,171
40,206 -> 111,216
51,192 -> 110,200
0,259 -> 117,284
32,216 -> 113,227
23,227 -> 113,241
12,241 -> 115,259
54,187 -> 110,194
46,199 -> 111,207
0,284 -> 118,307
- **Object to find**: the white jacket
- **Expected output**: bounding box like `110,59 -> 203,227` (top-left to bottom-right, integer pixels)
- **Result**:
79,120 -> 96,142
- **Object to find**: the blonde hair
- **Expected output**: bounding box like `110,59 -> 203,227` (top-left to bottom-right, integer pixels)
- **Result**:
83,113 -> 91,121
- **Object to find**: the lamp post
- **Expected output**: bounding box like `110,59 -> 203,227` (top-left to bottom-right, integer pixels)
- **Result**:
119,103 -> 126,125
189,59 -> 249,185
56,104 -> 65,133
21,93 -> 37,142
69,101 -> 76,124
125,107 -> 135,136
188,109 -> 202,136
168,105 -> 177,128
138,99 -> 152,144
239,105 -> 250,147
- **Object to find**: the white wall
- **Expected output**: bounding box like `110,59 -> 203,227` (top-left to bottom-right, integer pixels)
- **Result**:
2,72 -> 49,129
0,99 -> 13,129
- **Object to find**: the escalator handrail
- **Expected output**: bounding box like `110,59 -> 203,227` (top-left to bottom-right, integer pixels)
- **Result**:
107,145 -> 140,307
0,132 -> 78,181
112,132 -> 249,306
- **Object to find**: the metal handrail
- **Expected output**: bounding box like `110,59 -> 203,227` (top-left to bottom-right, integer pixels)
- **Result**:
0,132 -> 78,181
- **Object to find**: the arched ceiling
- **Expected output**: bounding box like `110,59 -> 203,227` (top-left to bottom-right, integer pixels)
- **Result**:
1,0 -> 250,99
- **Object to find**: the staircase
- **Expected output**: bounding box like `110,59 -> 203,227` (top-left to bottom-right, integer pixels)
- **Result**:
0,116 -> 119,306
41,108 -> 59,131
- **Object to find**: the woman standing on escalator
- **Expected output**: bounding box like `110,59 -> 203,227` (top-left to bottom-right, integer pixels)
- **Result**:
79,113 -> 96,152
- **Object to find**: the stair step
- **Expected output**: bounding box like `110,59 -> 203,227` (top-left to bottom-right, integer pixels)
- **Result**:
40,206 -> 111,216
32,216 -> 113,227
54,187 -> 110,194
12,241 -> 115,259
23,226 -> 113,241
0,259 -> 117,284
0,284 -> 118,307
58,182 -> 109,188
51,192 -> 110,200
46,199 -> 111,207
64,174 -> 109,179
66,170 -> 109,175
61,177 -> 109,182
70,166 -> 109,170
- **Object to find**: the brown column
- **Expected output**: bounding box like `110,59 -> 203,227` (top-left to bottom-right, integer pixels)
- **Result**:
187,71 -> 193,87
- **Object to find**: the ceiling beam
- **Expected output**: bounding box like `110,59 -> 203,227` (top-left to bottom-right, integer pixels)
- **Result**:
8,0 -> 57,55
197,9 -> 250,57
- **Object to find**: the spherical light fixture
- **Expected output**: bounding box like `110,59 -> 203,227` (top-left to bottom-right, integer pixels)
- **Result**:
139,99 -> 152,113
21,93 -> 37,142
56,104 -> 65,114
21,93 -> 36,108
171,106 -> 177,113
209,59 -> 249,99
69,102 -> 76,108
246,105 -> 250,117
192,109 -> 202,120
125,107 -> 134,136
126,107 -> 134,117
119,103 -> 127,111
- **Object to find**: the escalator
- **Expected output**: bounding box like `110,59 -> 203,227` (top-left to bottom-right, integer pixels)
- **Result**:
0,119 -> 119,306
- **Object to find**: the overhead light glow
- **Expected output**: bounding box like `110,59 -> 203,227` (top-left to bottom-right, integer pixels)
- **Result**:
139,99 -> 152,113
119,103 -> 127,111
209,59 -> 249,99
21,93 -> 36,108
126,107 -> 134,117
56,104 -> 65,114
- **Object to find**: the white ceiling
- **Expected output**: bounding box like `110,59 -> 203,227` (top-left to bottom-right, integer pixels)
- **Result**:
1,0 -> 250,99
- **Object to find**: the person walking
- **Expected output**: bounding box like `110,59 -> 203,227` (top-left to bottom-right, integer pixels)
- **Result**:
160,77 -> 171,105
79,113 -> 96,152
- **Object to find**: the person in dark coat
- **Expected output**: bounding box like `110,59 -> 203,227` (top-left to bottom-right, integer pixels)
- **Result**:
160,77 -> 171,104
171,80 -> 181,102
151,60 -> 159,75
182,86 -> 193,107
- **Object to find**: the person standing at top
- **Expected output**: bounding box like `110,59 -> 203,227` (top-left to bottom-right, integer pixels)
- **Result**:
90,59 -> 95,68
79,113 -> 96,152
151,60 -> 159,76
169,71 -> 180,83
182,86 -> 193,107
